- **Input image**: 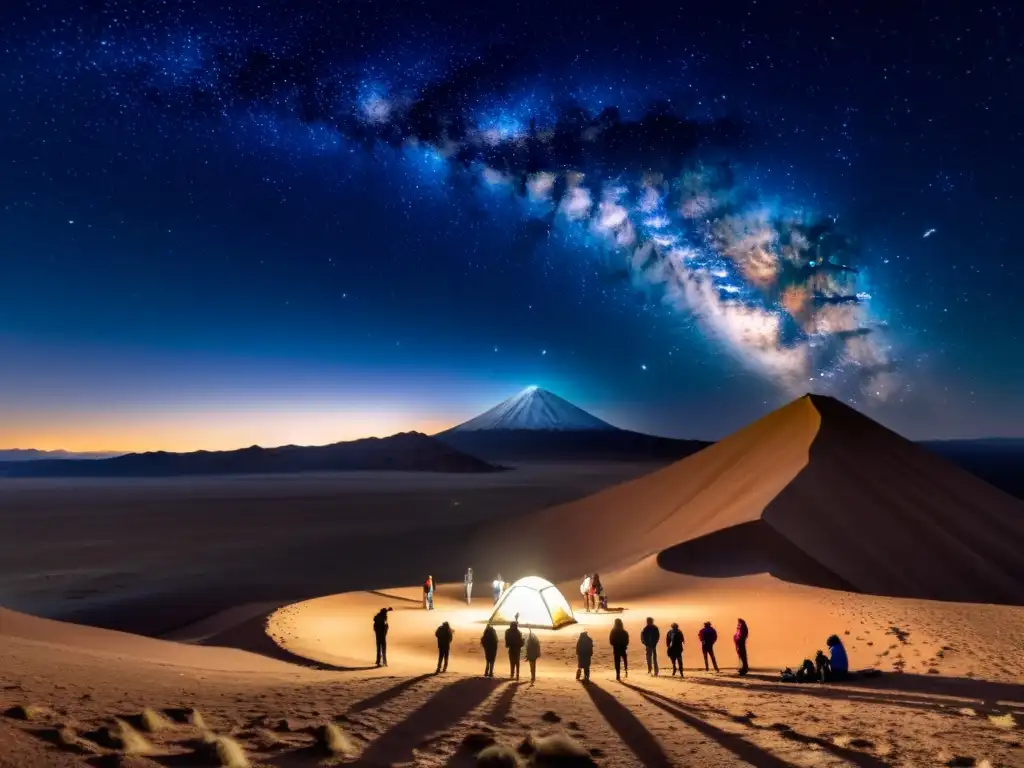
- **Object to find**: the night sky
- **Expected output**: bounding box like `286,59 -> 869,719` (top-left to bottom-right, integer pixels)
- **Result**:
1,1 -> 1021,451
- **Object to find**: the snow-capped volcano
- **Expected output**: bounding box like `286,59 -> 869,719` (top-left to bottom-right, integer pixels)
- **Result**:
449,386 -> 616,432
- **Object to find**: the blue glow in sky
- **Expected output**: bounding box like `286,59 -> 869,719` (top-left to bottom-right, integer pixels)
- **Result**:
0,0 -> 1021,450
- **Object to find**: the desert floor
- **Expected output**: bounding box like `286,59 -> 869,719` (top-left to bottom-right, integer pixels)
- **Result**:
1,466 -> 1023,767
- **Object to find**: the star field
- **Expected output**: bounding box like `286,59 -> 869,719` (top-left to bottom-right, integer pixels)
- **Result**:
0,0 -> 1021,449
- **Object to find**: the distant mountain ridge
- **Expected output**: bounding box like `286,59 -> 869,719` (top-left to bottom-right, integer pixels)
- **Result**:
0,449 -> 124,461
0,432 -> 499,477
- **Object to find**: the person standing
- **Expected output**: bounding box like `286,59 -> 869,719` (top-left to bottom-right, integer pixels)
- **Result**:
575,630 -> 594,681
591,574 -> 603,613
373,607 -> 392,667
609,618 -> 629,681
464,567 -> 474,605
579,574 -> 592,612
698,621 -> 720,672
492,574 -> 504,605
505,620 -> 524,680
641,617 -> 661,676
424,575 -> 435,610
665,622 -> 684,676
435,621 -> 454,673
481,624 -> 499,677
525,630 -> 541,685
734,619 -> 749,676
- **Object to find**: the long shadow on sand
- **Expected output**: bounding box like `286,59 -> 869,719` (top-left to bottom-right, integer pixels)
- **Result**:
581,681 -> 674,768
197,611 -> 377,671
348,677 -> 502,766
484,681 -> 521,727
682,672 -> 1024,716
367,589 -> 423,605
346,674 -> 435,714
618,682 -> 796,768
625,683 -> 889,768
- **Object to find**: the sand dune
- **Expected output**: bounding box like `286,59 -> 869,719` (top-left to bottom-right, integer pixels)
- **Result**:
474,394 -> 1024,605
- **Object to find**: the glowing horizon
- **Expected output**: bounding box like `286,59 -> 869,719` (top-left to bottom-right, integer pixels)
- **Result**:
0,409 -> 465,454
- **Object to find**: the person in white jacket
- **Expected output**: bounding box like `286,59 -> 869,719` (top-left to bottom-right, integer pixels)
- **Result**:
464,567 -> 474,605
580,574 -> 592,612
492,574 -> 505,604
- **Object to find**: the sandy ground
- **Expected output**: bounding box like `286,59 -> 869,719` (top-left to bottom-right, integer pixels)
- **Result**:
2,573 -> 1022,767
2,405 -> 1023,767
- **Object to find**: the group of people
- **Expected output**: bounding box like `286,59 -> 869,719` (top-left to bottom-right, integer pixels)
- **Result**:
599,617 -> 749,681
478,617 -> 543,683
376,605 -> 848,686
781,634 -> 850,683
422,569 -> 506,610
578,573 -> 606,612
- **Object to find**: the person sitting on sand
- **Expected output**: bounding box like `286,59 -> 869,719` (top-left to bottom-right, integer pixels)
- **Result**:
823,634 -> 849,681
641,617 -> 660,677
435,621 -> 454,674
698,621 -> 720,672
373,607 -> 392,667
580,574 -> 592,612
505,620 -> 524,680
609,618 -> 629,681
576,630 -> 594,681
481,624 -> 498,677
464,567 -> 473,605
666,622 -> 684,676
525,630 -> 541,685
734,618 -> 750,676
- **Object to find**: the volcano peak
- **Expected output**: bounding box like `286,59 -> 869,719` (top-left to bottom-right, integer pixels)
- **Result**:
448,387 -> 616,432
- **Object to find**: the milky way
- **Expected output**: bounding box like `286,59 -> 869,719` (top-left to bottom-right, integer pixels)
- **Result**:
35,27 -> 901,402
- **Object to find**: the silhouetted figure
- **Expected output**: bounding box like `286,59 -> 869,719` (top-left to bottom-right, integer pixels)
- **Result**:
492,573 -> 504,604
525,630 -> 541,684
591,573 -> 603,612
373,607 -> 392,667
821,634 -> 849,682
580,574 -> 592,612
424,575 -> 435,610
734,618 -> 749,676
480,624 -> 499,677
666,622 -> 684,676
575,630 -> 594,681
464,567 -> 474,605
641,617 -> 660,676
698,621 -> 719,672
435,621 -> 454,673
609,618 -> 629,681
505,621 -> 524,680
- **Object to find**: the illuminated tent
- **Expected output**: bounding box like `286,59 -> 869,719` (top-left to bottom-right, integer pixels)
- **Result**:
487,576 -> 576,630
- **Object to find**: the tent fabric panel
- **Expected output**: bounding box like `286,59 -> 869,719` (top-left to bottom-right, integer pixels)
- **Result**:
540,586 -> 575,629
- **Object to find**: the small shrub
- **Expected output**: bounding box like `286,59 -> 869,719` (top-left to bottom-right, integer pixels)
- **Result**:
213,735 -> 250,768
313,722 -> 359,757
109,719 -> 154,756
477,744 -> 522,767
3,704 -> 45,721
